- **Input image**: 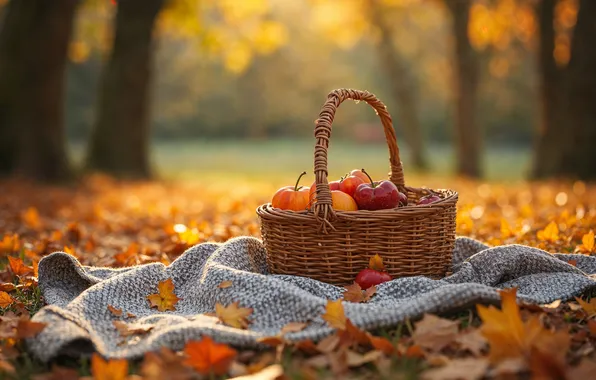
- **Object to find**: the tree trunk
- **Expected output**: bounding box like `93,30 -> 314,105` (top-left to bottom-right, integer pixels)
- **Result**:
446,0 -> 482,178
86,0 -> 164,178
368,0 -> 428,170
0,0 -> 75,181
531,0 -> 563,178
557,0 -> 596,179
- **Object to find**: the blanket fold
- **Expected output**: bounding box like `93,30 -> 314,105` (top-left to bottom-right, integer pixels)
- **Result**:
27,237 -> 596,362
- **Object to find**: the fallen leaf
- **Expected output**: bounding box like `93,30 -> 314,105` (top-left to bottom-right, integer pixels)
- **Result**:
141,348 -> 194,380
576,231 -> 595,253
322,300 -> 346,330
228,364 -> 284,380
316,334 -> 340,353
369,254 -> 385,271
339,319 -> 370,347
368,335 -> 395,355
294,339 -> 318,354
183,336 -> 237,376
21,207 -> 41,229
537,221 -> 559,243
568,259 -> 578,266
529,346 -> 568,380
126,312 -> 136,319
0,234 -> 20,255
501,218 -> 514,238
342,283 -> 376,303
567,359 -> 596,379
31,365 -> 79,380
541,299 -> 562,309
421,357 -> 489,380
215,302 -> 253,329
412,314 -> 459,352
91,353 -> 128,380
15,320 -> 46,338
0,291 -> 14,308
455,329 -> 487,356
7,256 -> 34,277
0,359 -> 15,374
218,281 -> 233,289
477,288 -> 570,365
346,349 -> 382,367
0,283 -> 16,292
147,278 -> 181,312
587,320 -> 596,336
107,305 -> 123,317
280,322 -> 307,334
575,297 -> 596,318
112,320 -> 153,337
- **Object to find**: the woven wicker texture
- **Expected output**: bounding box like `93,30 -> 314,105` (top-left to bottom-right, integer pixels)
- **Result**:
257,89 -> 458,284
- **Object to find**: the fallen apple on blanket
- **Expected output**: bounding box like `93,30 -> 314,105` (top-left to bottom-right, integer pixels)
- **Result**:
355,254 -> 392,289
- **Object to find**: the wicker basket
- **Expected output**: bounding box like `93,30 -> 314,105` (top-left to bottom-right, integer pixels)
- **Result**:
256,88 -> 458,285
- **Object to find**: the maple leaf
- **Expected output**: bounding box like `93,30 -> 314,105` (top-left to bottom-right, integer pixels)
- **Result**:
369,254 -> 385,271
477,288 -> 570,365
114,242 -> 139,265
576,231 -> 595,254
147,278 -> 181,312
107,305 -> 123,317
575,297 -> 596,318
215,301 -> 253,329
218,280 -> 233,289
322,299 -> 347,330
421,357 -> 489,380
15,320 -> 46,338
0,291 -> 15,308
112,320 -> 153,337
7,256 -> 34,277
455,329 -> 487,356
537,221 -> 559,243
342,283 -> 376,303
412,314 -> 460,352
21,207 -> 41,229
368,335 -> 395,355
0,234 -> 20,255
91,353 -> 128,380
183,336 -> 237,376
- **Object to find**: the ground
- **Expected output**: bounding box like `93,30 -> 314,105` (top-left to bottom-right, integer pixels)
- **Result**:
1,144 -> 595,379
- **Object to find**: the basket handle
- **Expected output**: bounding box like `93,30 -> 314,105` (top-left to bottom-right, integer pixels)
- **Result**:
313,88 -> 405,232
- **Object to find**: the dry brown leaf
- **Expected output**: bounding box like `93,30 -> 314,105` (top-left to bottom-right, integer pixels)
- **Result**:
107,305 -> 123,317
316,334 -> 340,353
541,299 -> 562,309
412,314 -> 460,352
322,299 -> 346,330
218,280 -> 233,289
345,349 -> 382,368
567,359 -> 596,380
342,283 -> 376,303
575,297 -> 596,318
140,347 -> 194,380
15,320 -> 46,339
421,357 -> 489,380
229,364 -> 284,380
455,329 -> 487,356
112,320 -> 153,337
215,302 -> 253,329
126,312 -> 136,319
147,278 -> 181,312
280,322 -> 307,334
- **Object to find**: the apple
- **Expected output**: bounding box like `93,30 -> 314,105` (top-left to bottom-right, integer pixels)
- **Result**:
271,172 -> 310,211
309,179 -> 341,203
331,190 -> 358,211
339,173 -> 365,198
355,268 -> 392,289
417,194 -> 441,205
353,169 -> 400,210
398,192 -> 408,206
348,169 -> 369,183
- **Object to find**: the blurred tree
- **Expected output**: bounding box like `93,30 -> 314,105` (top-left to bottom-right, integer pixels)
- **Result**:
532,0 -> 595,179
86,0 -> 165,178
368,0 -> 428,170
445,0 -> 481,178
0,0 -> 76,181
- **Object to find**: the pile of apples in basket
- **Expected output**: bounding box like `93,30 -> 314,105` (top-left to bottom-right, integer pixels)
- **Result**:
270,168 -> 442,288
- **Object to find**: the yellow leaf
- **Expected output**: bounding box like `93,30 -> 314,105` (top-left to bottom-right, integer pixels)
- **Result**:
477,288 -> 570,365
537,221 -> 559,243
91,353 -> 128,380
575,297 -> 596,318
0,234 -> 20,255
577,231 -> 595,253
500,218 -> 513,238
0,291 -> 15,308
369,254 -> 385,271
215,301 -> 253,329
147,278 -> 181,312
322,299 -> 346,330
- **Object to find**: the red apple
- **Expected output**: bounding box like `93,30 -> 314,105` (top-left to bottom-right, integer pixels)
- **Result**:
339,174 -> 365,198
309,180 -> 341,203
398,192 -> 408,206
353,169 -> 400,210
272,172 -> 310,211
417,194 -> 441,205
355,268 -> 392,289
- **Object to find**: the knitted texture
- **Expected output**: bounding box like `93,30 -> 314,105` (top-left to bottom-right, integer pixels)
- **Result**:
27,237 -> 596,362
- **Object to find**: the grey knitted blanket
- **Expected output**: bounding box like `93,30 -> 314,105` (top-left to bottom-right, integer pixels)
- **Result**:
27,237 -> 596,362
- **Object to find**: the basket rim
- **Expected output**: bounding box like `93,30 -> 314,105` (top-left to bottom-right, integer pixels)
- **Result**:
257,188 -> 458,221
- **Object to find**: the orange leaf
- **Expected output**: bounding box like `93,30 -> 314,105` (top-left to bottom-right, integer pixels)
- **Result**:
218,281 -> 233,289
575,297 -> 596,318
0,234 -> 20,255
113,320 -> 153,337
63,246 -> 78,259
215,301 -> 253,329
577,231 -> 595,254
21,207 -> 41,229
477,288 -> 570,365
91,353 -> 128,380
147,278 -> 181,312
15,320 -> 46,338
183,336 -> 237,376
369,335 -> 395,355
537,221 -> 559,243
0,283 -> 16,292
7,256 -> 34,277
322,299 -> 346,330
0,291 -> 15,308
107,305 -> 123,317
369,254 -> 385,271
114,242 -> 139,265
342,283 -> 376,303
